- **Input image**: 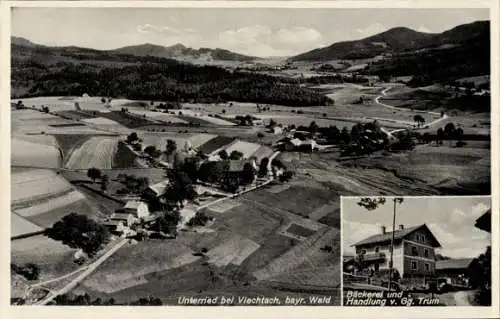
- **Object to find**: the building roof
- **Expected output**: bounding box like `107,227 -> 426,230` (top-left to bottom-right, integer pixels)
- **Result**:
110,212 -> 131,221
148,180 -> 170,196
124,200 -> 146,210
352,224 -> 442,248
228,160 -> 254,172
474,209 -> 491,233
436,258 -> 474,271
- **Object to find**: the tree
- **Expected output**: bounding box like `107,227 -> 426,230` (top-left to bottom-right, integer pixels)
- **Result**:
166,139 -> 177,155
229,150 -> 244,160
44,213 -> 110,257
100,174 -> 109,192
309,121 -> 320,134
144,145 -> 161,158
436,128 -> 444,145
181,157 -> 200,182
87,167 -> 102,183
258,157 -> 269,177
241,163 -> 256,185
444,122 -> 456,146
126,132 -> 139,144
218,149 -> 229,160
257,132 -> 264,142
340,127 -> 351,145
455,127 -> 465,147
413,115 -> 425,127
268,119 -> 277,129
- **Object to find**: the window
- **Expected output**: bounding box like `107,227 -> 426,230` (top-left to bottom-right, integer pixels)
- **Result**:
422,235 -> 426,242
411,261 -> 417,270
375,247 -> 380,253
424,249 -> 429,258
411,246 -> 418,256
425,263 -> 430,272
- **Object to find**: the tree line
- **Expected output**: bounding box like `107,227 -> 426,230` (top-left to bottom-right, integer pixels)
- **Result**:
12,54 -> 333,107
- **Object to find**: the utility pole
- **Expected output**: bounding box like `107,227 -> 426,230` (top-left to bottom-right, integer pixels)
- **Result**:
388,197 -> 403,292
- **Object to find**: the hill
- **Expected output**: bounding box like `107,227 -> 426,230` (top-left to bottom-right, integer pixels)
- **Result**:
112,42 -> 256,62
291,27 -> 436,61
11,40 -> 331,106
290,20 -> 489,61
11,37 -> 256,62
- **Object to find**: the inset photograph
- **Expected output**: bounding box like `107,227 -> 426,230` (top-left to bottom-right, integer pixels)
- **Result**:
342,196 -> 491,306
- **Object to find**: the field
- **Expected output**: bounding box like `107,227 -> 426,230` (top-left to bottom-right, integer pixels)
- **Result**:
65,137 -> 119,169
11,168 -> 102,236
11,234 -> 80,280
10,76 -> 490,304
12,138 -> 61,168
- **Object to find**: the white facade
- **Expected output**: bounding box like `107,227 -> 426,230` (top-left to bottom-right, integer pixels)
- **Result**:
124,200 -> 150,218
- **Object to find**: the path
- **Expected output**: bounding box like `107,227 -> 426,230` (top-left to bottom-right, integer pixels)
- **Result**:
35,238 -> 129,305
196,151 -> 280,211
375,87 -> 449,133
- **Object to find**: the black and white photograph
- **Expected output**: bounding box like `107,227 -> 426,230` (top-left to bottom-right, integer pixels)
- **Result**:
8,4 -> 492,308
342,196 -> 492,307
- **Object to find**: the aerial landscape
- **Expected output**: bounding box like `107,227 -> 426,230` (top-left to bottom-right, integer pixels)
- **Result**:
10,7 -> 491,306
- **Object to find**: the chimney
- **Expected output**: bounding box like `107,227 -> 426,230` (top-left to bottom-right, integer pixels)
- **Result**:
399,224 -> 404,230
380,225 -> 386,234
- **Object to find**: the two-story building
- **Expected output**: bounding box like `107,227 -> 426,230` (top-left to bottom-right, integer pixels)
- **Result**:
352,223 -> 441,284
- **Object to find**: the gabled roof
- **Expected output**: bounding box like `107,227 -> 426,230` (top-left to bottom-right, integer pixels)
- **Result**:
436,258 -> 474,270
228,160 -> 254,172
110,212 -> 132,221
124,200 -> 146,210
147,180 -> 169,195
353,224 -> 441,248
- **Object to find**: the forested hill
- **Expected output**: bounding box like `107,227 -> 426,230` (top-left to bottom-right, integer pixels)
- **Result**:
11,41 -> 331,107
290,20 -> 489,61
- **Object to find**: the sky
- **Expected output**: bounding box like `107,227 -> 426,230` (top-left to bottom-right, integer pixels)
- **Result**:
11,8 -> 489,57
342,196 -> 491,259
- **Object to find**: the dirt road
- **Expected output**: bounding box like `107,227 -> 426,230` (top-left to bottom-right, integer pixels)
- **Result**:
35,238 -> 129,305
375,87 -> 449,132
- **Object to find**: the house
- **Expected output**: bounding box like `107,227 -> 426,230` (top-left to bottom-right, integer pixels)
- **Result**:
270,126 -> 283,134
103,212 -> 137,233
283,138 -> 317,152
435,258 -> 474,287
142,180 -> 169,200
474,209 -> 491,233
123,200 -> 150,219
352,224 -> 441,284
226,159 -> 258,184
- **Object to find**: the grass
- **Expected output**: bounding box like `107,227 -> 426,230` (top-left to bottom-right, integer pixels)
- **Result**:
197,135 -> 235,154
11,234 -> 79,280
53,134 -> 92,163
55,110 -> 99,121
112,141 -> 140,169
100,111 -> 157,128
286,223 -> 317,238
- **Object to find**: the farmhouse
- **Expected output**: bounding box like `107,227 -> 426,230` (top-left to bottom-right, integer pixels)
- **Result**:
283,138 -> 317,152
103,212 -> 137,233
270,126 -> 283,135
123,200 -> 150,219
352,224 -> 441,284
142,180 -> 169,200
435,258 -> 474,287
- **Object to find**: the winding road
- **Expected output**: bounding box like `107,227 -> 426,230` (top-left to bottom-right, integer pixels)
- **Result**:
375,86 -> 449,132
